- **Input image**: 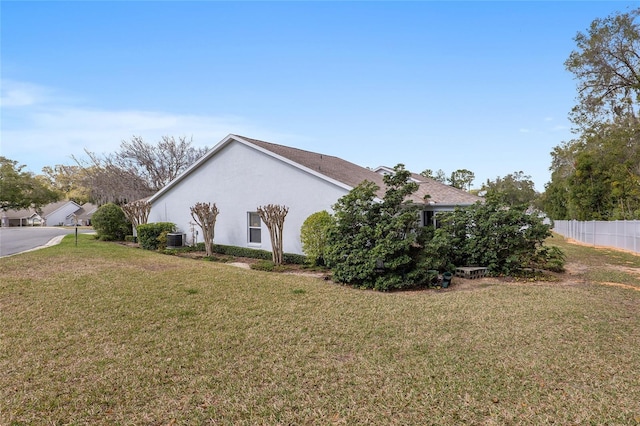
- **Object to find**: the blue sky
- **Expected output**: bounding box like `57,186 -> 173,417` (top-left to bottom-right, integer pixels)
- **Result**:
2,1 -> 638,191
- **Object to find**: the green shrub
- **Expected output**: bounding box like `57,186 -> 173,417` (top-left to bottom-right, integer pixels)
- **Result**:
532,245 -> 566,272
157,230 -> 170,251
425,202 -> 560,275
300,210 -> 334,266
184,242 -> 306,264
325,165 -> 431,291
250,260 -> 276,271
92,203 -> 131,241
137,222 -> 176,250
283,253 -> 307,265
124,235 -> 136,243
207,244 -> 307,265
250,259 -> 291,272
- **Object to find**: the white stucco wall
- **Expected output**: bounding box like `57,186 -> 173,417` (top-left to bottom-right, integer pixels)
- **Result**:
46,203 -> 81,226
148,141 -> 349,255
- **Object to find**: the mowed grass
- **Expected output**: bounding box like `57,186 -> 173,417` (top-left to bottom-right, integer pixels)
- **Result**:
1,235 -> 639,425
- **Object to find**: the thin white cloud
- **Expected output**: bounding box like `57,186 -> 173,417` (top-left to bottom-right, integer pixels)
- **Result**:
1,80 -> 289,173
0,79 -> 54,107
519,128 -> 530,133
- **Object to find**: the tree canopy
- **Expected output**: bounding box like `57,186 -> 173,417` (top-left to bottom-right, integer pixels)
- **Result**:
543,119 -> 640,219
0,157 -> 60,211
565,7 -> 640,128
482,171 -> 538,208
420,168 -> 475,190
115,136 -> 207,192
74,135 -> 207,204
544,8 -> 640,220
42,164 -> 92,205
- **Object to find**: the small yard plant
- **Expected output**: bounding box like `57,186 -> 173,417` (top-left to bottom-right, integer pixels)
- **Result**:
91,203 -> 131,241
300,210 -> 333,266
137,222 -> 176,250
250,259 -> 291,272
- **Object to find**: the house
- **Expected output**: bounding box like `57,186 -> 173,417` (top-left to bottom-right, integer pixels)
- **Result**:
0,208 -> 43,227
65,203 -> 98,226
1,201 -> 98,227
147,134 -> 481,255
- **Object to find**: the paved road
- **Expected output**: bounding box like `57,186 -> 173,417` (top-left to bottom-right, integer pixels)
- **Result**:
0,227 -> 94,257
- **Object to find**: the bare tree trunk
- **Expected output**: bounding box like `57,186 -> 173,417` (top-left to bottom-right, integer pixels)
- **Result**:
257,204 -> 289,265
190,202 -> 219,257
121,200 -> 151,237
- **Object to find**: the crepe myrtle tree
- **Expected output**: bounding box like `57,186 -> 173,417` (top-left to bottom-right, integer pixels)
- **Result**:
257,204 -> 289,265
121,199 -> 151,238
190,202 -> 220,257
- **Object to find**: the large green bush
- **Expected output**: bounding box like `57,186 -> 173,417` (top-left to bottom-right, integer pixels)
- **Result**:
92,203 -> 131,241
300,210 -> 333,266
137,222 -> 176,250
325,165 -> 431,291
425,202 -> 559,275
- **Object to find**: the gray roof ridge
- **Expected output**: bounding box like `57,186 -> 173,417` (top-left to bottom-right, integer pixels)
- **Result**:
232,134 -> 348,162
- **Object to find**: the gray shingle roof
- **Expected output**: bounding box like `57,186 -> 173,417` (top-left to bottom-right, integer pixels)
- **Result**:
235,135 -> 481,206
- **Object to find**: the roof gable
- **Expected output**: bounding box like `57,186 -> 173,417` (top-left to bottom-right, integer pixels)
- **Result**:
148,134 -> 482,207
1,208 -> 40,220
39,200 -> 82,216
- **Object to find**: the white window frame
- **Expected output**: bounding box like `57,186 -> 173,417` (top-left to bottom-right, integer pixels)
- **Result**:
248,212 -> 262,245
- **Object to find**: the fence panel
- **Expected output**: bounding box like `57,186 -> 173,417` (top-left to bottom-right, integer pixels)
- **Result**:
553,220 -> 640,254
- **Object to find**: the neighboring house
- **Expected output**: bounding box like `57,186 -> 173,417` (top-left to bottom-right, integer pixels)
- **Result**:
147,134 -> 481,255
65,203 -> 98,226
39,201 -> 83,226
0,208 -> 43,227
1,201 -> 98,227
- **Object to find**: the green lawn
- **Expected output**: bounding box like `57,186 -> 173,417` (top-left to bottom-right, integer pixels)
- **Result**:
1,234 -> 639,425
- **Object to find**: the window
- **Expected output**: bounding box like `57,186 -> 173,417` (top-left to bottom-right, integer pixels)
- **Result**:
423,210 -> 441,228
248,212 -> 261,244
423,210 -> 435,227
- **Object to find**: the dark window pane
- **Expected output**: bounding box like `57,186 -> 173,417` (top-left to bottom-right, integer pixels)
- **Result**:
249,228 -> 261,243
249,212 -> 261,227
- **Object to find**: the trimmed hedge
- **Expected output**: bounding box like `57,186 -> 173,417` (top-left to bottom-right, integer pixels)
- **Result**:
191,242 -> 307,265
137,222 -> 176,250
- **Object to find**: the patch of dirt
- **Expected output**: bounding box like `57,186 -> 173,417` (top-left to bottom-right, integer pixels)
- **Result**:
600,282 -> 640,292
608,265 -> 640,277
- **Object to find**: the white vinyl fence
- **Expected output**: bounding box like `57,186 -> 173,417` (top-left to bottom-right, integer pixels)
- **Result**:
553,220 -> 640,254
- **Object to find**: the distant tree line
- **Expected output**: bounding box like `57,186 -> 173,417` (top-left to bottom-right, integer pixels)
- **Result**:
542,7 -> 640,220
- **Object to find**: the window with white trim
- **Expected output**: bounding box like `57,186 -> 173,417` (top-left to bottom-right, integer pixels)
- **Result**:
248,212 -> 262,244
423,210 -> 441,228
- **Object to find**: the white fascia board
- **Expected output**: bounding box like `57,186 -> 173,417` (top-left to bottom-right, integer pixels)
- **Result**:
372,165 -> 394,175
372,165 -> 421,182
